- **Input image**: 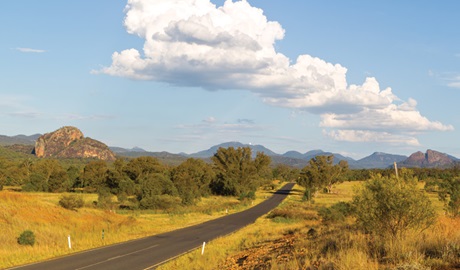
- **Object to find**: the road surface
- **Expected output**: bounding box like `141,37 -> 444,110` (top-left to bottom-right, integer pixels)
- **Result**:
10,183 -> 295,270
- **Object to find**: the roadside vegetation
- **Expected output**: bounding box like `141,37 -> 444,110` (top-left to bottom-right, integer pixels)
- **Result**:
0,183 -> 281,269
2,144 -> 460,269
160,167 -> 460,269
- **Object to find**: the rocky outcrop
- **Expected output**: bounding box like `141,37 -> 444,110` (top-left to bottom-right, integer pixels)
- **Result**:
33,126 -> 116,161
401,149 -> 456,168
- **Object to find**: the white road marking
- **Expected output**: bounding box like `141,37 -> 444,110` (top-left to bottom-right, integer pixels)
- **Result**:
75,244 -> 160,270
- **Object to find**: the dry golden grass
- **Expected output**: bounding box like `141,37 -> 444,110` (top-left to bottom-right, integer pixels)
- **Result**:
159,181 -> 460,270
0,184 -> 283,269
158,184 -> 312,270
4,180 -> 456,269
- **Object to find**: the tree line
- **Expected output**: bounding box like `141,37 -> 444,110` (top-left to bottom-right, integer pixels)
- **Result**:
2,146 -> 460,215
0,147 -> 280,209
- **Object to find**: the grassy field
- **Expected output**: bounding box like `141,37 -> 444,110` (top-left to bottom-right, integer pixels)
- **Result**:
158,181 -> 460,270
2,180 -> 458,269
0,183 -> 282,269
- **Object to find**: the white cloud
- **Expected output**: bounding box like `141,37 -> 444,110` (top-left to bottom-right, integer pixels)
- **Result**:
97,0 -> 453,146
176,117 -> 265,135
449,81 -> 460,88
203,116 -> 217,123
16,47 -> 46,53
428,70 -> 460,89
447,74 -> 460,88
324,130 -> 421,146
320,100 -> 453,132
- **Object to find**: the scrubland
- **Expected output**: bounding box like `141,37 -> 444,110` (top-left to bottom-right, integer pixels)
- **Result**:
0,186 -> 275,269
159,181 -> 460,270
2,180 -> 460,269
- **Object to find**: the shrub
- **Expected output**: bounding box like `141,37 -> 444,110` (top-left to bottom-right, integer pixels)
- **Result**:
353,174 -> 436,238
267,207 -> 317,223
17,230 -> 35,246
238,191 -> 255,201
318,201 -> 352,224
58,194 -> 84,210
139,194 -> 181,210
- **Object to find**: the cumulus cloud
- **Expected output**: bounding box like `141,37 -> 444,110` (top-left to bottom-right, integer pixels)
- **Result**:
97,0 -> 453,146
447,74 -> 460,88
16,47 -> 46,53
324,130 -> 421,146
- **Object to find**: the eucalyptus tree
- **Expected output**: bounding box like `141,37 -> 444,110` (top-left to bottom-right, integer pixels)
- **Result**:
211,147 -> 271,197
171,158 -> 215,205
297,155 -> 348,200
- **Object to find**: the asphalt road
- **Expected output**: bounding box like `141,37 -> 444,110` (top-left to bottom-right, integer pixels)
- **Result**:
10,183 -> 295,270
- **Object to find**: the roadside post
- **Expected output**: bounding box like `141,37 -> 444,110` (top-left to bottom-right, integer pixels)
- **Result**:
201,242 -> 206,255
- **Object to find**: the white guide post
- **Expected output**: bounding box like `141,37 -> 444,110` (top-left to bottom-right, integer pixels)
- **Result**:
68,235 -> 72,249
201,241 -> 206,255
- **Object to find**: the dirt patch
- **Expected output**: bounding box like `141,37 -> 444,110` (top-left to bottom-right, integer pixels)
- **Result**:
221,233 -> 307,269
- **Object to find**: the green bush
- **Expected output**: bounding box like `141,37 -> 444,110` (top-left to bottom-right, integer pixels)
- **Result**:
139,194 -> 181,210
58,194 -> 84,210
353,174 -> 436,238
18,230 -> 35,246
318,201 -> 352,224
238,191 -> 255,201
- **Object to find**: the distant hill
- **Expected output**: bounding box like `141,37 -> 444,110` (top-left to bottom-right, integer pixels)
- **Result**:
189,142 -> 278,158
110,146 -> 147,153
357,152 -> 407,169
3,129 -> 460,169
4,144 -> 35,155
282,149 -> 358,168
0,145 -> 35,160
282,150 -> 305,160
399,149 -> 459,168
111,147 -> 188,166
0,134 -> 41,146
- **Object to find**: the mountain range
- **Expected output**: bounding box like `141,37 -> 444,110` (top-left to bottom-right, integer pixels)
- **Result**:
108,142 -> 457,169
0,132 -> 458,169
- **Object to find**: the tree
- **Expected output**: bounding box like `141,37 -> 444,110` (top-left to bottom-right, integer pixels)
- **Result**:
23,159 -> 68,192
79,160 -> 108,191
273,164 -> 298,182
66,165 -> 81,190
106,158 -> 135,201
123,156 -> 165,183
210,147 -> 269,197
0,158 -> 9,190
437,177 -> 460,217
171,158 -> 215,205
297,155 -> 348,200
254,152 -> 272,181
137,172 -> 178,209
47,166 -> 70,192
353,173 -> 436,238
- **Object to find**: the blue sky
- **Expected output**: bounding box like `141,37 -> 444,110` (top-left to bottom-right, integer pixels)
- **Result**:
1,0 -> 459,158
